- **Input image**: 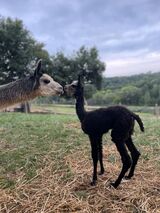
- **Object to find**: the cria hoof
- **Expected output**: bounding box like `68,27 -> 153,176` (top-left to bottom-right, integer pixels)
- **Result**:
90,181 -> 96,186
124,175 -> 132,180
109,182 -> 118,189
98,170 -> 104,175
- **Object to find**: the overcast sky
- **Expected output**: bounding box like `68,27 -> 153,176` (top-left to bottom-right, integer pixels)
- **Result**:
0,0 -> 160,77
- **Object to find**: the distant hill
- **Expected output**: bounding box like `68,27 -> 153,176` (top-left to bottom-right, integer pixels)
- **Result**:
89,72 -> 160,106
102,72 -> 160,90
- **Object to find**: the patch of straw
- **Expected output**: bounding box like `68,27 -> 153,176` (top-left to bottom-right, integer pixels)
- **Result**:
0,145 -> 159,213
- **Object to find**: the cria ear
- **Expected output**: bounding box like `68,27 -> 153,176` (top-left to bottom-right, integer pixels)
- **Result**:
78,74 -> 81,84
34,59 -> 43,79
77,74 -> 82,87
78,73 -> 84,87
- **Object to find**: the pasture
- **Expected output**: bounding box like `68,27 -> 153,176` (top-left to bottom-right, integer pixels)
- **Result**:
0,110 -> 159,212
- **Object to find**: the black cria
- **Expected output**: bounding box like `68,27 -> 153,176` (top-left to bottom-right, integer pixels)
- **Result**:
65,75 -> 144,188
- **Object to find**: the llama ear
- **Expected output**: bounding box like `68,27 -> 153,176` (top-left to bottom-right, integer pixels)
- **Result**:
34,59 -> 43,78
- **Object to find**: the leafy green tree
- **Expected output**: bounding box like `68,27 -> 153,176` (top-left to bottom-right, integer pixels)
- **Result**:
75,46 -> 105,89
51,46 -> 105,89
89,89 -> 118,105
51,52 -> 74,86
0,17 -> 51,84
84,84 -> 97,99
119,86 -> 141,105
144,91 -> 151,105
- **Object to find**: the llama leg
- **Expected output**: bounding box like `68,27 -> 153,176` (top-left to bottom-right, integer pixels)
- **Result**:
125,137 -> 140,179
98,140 -> 104,175
111,142 -> 131,188
89,135 -> 98,186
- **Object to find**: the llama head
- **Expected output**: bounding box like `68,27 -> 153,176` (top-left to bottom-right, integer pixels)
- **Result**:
64,74 -> 83,97
32,60 -> 63,96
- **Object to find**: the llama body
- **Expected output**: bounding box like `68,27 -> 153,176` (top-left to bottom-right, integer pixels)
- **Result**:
65,76 -> 144,188
0,60 -> 63,109
0,77 -> 40,109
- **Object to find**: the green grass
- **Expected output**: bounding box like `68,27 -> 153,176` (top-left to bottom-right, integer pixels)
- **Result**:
0,113 -> 84,188
32,103 -> 157,114
0,112 -> 159,190
32,104 -> 76,114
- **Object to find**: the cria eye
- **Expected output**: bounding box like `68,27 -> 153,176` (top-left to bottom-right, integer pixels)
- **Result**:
71,84 -> 76,88
43,79 -> 50,84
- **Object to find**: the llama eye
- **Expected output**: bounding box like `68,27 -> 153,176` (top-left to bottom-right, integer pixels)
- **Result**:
43,79 -> 50,84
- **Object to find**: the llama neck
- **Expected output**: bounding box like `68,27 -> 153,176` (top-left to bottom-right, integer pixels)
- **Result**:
75,89 -> 86,122
0,78 -> 38,109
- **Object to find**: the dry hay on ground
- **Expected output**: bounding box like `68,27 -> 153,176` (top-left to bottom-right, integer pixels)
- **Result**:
0,145 -> 159,213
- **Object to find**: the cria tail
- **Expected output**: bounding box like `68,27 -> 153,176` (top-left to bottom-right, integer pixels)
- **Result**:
132,113 -> 144,132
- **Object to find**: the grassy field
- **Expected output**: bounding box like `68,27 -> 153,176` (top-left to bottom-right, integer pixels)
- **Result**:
31,104 -> 157,115
32,104 -> 76,114
0,112 -> 159,212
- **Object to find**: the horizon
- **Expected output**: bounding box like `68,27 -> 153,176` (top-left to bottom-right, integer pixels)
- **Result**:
103,70 -> 160,78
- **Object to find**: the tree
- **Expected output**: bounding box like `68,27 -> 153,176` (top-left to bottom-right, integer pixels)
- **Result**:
84,84 -> 97,99
119,86 -> 141,105
51,46 -> 105,89
74,46 -> 105,89
144,91 -> 151,105
0,17 -> 51,84
51,52 -> 73,86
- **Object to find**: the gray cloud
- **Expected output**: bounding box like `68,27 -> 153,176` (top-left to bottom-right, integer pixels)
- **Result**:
0,0 -> 160,76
